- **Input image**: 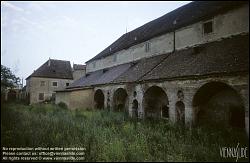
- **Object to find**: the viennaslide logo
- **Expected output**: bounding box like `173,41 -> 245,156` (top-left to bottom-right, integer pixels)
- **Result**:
220,143 -> 248,162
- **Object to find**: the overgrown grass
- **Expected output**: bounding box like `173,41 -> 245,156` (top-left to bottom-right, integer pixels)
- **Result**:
1,102 -> 249,162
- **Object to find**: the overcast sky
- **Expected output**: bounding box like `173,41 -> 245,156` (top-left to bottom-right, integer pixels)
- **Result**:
1,1 -> 191,84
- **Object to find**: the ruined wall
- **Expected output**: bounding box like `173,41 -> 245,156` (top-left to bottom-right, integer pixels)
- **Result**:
86,4 -> 248,73
55,89 -> 94,110
26,77 -> 73,104
70,89 -> 94,109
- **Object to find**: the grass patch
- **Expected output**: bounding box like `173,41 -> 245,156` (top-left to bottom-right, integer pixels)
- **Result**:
1,102 -> 248,162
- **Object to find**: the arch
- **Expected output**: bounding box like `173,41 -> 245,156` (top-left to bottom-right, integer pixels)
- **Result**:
192,82 -> 245,129
175,101 -> 185,124
132,99 -> 139,118
113,88 -> 128,112
143,86 -> 169,119
94,89 -> 104,109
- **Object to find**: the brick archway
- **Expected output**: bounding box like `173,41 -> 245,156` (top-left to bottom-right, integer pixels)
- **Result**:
192,81 -> 245,129
143,86 -> 169,119
94,89 -> 104,109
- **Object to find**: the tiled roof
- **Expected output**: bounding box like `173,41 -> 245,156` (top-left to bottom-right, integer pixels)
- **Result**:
112,54 -> 168,84
86,1 -> 247,63
26,59 -> 73,80
66,63 -> 131,88
140,34 -> 249,81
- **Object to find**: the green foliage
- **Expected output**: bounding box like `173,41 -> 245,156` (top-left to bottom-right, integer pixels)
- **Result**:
1,103 -> 249,162
57,102 -> 68,110
1,65 -> 20,91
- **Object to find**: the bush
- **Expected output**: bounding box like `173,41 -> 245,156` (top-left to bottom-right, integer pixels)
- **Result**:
57,102 -> 68,110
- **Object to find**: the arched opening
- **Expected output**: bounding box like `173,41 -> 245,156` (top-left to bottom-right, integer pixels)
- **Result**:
94,89 -> 104,109
175,101 -> 185,124
143,86 -> 169,119
113,88 -> 128,112
132,99 -> 139,118
192,82 -> 245,129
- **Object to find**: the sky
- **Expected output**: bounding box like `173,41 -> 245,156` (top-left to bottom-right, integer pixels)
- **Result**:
1,1 -> 191,84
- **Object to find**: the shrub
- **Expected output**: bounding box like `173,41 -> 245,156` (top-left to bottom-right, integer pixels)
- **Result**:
57,102 -> 68,110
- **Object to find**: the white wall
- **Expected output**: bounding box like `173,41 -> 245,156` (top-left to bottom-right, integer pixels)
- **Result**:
26,77 -> 73,104
175,4 -> 249,50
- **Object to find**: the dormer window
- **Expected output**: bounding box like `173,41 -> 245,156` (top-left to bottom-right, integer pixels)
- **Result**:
203,20 -> 213,35
145,42 -> 151,52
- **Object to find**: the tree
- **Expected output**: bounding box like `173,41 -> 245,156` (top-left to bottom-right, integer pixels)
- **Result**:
1,65 -> 21,93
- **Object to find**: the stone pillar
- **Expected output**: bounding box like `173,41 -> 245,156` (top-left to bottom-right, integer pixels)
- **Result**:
183,89 -> 196,128
168,89 -> 177,123
137,86 -> 144,119
239,87 -> 249,137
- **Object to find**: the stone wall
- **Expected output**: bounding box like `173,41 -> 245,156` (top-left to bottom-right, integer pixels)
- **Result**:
55,88 -> 94,110
91,74 -> 248,134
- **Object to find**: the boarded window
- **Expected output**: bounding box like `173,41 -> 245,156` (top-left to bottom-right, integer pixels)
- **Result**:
52,82 -> 58,87
203,21 -> 213,34
39,93 -> 44,101
40,81 -> 45,86
145,42 -> 151,52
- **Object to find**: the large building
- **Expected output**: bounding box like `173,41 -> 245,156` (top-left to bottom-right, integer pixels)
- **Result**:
55,1 -> 249,134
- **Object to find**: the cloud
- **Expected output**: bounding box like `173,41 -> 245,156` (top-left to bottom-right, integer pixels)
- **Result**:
2,1 -> 24,12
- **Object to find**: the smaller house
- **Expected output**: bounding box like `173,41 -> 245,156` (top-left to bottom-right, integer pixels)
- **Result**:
26,59 -> 74,104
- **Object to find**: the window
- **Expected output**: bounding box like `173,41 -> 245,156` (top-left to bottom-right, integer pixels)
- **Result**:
93,62 -> 96,68
145,42 -> 151,52
203,20 -> 213,35
39,93 -> 44,101
51,93 -> 56,101
40,81 -> 45,87
113,54 -> 117,62
52,81 -> 58,87
66,83 -> 69,86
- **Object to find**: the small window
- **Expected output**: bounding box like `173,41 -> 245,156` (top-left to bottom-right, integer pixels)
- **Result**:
40,81 -> 45,87
93,62 -> 96,68
52,81 -> 58,87
203,21 -> 213,35
113,54 -> 117,62
145,42 -> 151,52
66,83 -> 69,86
39,93 -> 44,101
51,93 -> 56,101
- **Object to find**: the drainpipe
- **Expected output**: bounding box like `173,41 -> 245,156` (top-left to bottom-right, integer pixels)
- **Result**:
173,20 -> 177,53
